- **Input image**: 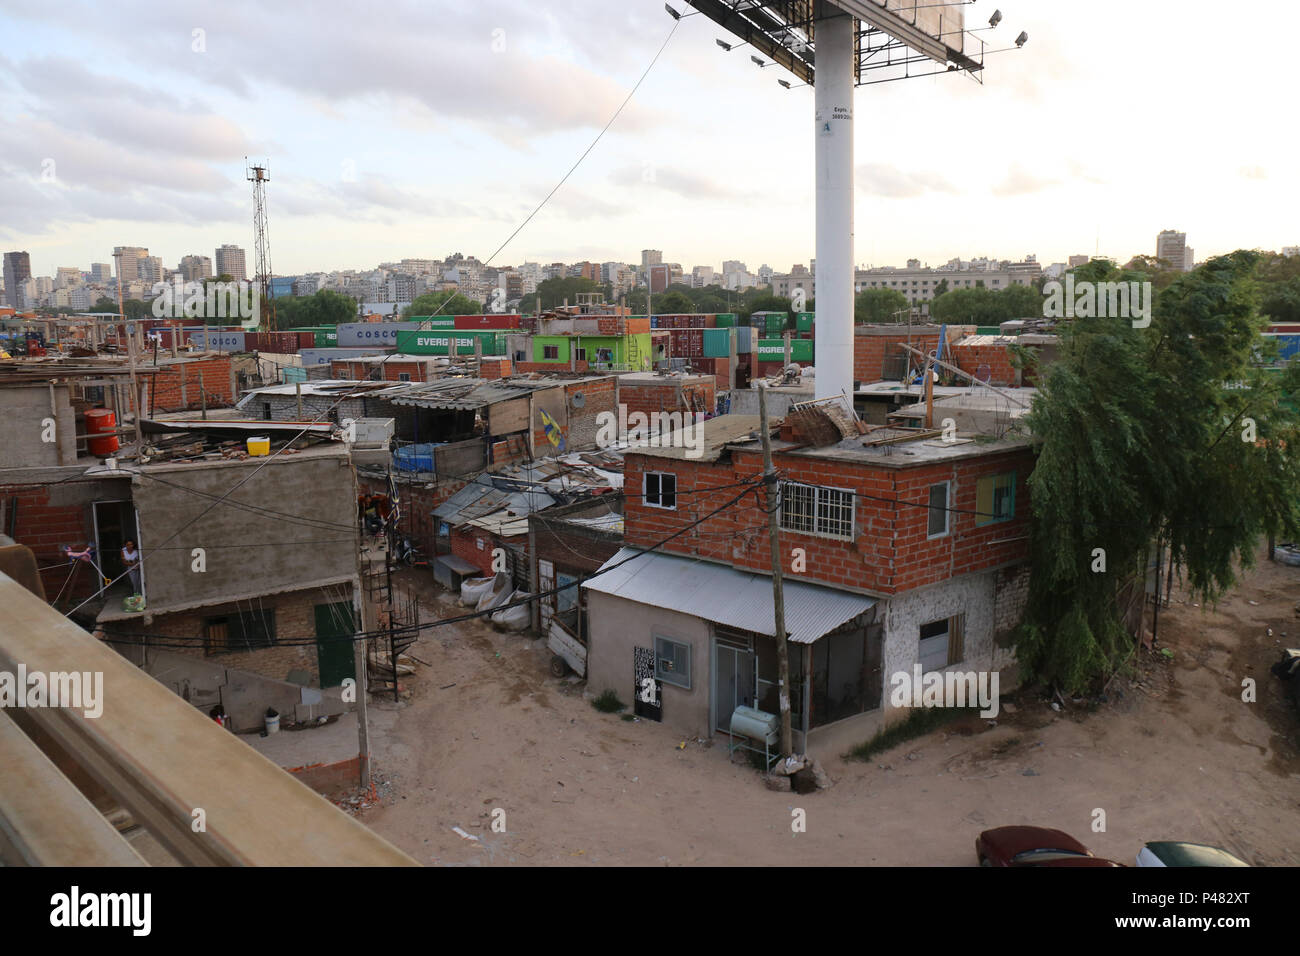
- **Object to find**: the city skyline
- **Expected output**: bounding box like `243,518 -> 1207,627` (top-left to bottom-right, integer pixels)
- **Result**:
1,0 -> 1297,277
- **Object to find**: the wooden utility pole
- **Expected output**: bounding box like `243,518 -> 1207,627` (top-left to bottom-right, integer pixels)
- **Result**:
758,384 -> 793,756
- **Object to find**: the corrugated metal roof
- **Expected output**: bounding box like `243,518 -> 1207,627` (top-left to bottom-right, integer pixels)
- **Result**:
583,548 -> 874,644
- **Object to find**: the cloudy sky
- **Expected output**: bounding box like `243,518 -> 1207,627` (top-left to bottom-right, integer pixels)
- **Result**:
1,0 -> 1295,279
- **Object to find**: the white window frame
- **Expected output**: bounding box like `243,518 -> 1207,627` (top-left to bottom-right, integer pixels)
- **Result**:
779,480 -> 854,541
655,634 -> 691,689
644,471 -> 677,510
927,481 -> 950,539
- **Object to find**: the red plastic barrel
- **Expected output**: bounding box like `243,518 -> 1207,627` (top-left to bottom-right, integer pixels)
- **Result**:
86,408 -> 119,456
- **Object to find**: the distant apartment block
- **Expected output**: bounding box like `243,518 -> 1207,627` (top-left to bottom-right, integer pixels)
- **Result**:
1156,229 -> 1190,271
90,262 -> 113,283
3,251 -> 32,310
641,249 -> 663,269
113,246 -> 148,286
179,254 -> 213,282
215,244 -> 248,282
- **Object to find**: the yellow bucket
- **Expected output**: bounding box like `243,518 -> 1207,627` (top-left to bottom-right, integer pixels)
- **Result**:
246,436 -> 270,456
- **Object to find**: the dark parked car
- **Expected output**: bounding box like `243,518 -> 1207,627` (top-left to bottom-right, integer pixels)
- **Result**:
976,826 -> 1124,867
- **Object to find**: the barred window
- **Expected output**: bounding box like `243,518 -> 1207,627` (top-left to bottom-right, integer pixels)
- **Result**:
780,481 -> 854,540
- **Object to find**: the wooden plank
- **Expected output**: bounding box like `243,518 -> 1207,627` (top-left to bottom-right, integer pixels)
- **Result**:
0,713 -> 146,866
487,396 -> 530,436
0,571 -> 417,866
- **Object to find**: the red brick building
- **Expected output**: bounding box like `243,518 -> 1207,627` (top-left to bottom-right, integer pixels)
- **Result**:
583,411 -> 1033,756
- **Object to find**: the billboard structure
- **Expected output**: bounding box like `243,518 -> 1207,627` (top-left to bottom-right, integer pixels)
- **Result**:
684,0 -> 1021,404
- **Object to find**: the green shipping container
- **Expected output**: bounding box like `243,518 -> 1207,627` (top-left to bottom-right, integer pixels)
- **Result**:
796,313 -> 814,332
395,329 -> 504,356
766,314 -> 785,334
715,313 -> 737,328
406,315 -> 457,328
756,338 -> 814,363
703,328 -> 731,358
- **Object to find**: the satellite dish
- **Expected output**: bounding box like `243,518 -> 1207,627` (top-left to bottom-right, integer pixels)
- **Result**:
572,392 -> 586,408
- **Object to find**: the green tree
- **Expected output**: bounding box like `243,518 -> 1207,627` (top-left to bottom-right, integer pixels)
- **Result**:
854,288 -> 909,324
999,283 -> 1043,319
654,290 -> 695,314
929,287 -> 1000,324
1016,252 -> 1300,693
738,294 -> 792,323
518,276 -> 604,314
402,290 -> 482,319
932,278 -> 949,297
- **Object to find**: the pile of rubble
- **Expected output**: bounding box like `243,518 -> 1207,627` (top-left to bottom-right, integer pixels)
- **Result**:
763,753 -> 832,793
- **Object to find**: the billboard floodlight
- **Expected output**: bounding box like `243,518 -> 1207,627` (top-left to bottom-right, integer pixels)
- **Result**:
989,9 -> 1003,28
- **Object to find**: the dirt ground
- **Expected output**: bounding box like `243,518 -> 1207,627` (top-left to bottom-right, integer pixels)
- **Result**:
361,550 -> 1300,866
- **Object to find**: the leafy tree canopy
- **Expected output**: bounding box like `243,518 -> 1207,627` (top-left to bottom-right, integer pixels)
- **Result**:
1016,251 -> 1300,692
401,289 -> 483,319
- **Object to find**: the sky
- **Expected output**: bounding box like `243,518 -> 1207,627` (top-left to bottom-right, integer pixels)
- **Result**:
1,0 -> 1296,279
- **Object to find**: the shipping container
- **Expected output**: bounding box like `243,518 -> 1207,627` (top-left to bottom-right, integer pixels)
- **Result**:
337,321 -> 423,347
756,337 -> 814,363
667,328 -> 704,358
404,315 -> 457,328
795,312 -> 814,333
299,347 -> 391,367
715,313 -> 737,328
394,329 -> 506,356
703,328 -> 731,358
187,330 -> 246,351
453,313 -> 521,330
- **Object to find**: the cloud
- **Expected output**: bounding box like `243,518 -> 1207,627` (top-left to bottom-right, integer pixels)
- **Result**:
991,163 -> 1059,198
857,163 -> 957,199
608,163 -> 742,200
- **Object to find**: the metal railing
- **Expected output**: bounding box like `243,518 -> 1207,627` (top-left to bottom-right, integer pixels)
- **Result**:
0,569 -> 417,866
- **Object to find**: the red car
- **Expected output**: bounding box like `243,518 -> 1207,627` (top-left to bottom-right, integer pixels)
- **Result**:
976,826 -> 1125,867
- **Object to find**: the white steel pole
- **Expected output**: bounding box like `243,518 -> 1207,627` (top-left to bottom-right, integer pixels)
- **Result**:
814,6 -> 854,405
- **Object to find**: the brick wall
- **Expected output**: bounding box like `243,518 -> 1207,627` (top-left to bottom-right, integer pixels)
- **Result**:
359,474 -> 467,554
993,563 -> 1031,643
951,338 -> 1020,387
565,376 -> 618,451
515,360 -> 590,375
449,526 -> 526,578
145,356 -> 236,412
0,481 -> 102,602
331,359 -> 437,383
619,378 -> 715,424
853,328 -> 941,384
622,444 -> 1034,597
103,586 -> 352,687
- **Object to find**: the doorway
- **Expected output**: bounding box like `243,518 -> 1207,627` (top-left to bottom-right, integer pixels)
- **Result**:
92,499 -> 140,598
713,627 -> 755,733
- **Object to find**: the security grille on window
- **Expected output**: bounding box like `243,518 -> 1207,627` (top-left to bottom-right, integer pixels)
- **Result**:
204,609 -> 276,655
398,372 -> 411,382
779,481 -> 853,539
543,345 -> 559,359
645,471 -> 676,509
655,635 -> 690,689
927,482 -> 950,537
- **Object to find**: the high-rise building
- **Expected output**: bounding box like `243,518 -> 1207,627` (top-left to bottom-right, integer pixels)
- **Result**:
1067,254 -> 1090,268
1282,246 -> 1299,258
90,262 -> 113,283
1156,230 -> 1189,271
179,254 -> 213,282
692,265 -> 715,287
55,266 -> 82,289
139,256 -> 165,286
641,249 -> 662,269
3,251 -> 32,310
214,244 -> 247,282
113,246 -> 149,286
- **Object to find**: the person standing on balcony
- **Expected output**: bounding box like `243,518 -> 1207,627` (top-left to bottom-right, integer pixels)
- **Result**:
121,540 -> 142,595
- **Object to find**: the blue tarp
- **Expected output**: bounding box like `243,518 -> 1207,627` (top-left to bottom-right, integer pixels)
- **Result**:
393,442 -> 441,474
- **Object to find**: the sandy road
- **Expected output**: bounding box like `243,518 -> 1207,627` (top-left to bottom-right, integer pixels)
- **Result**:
362,551 -> 1300,866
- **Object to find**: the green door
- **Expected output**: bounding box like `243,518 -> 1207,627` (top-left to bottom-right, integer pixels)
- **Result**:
314,602 -> 357,688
